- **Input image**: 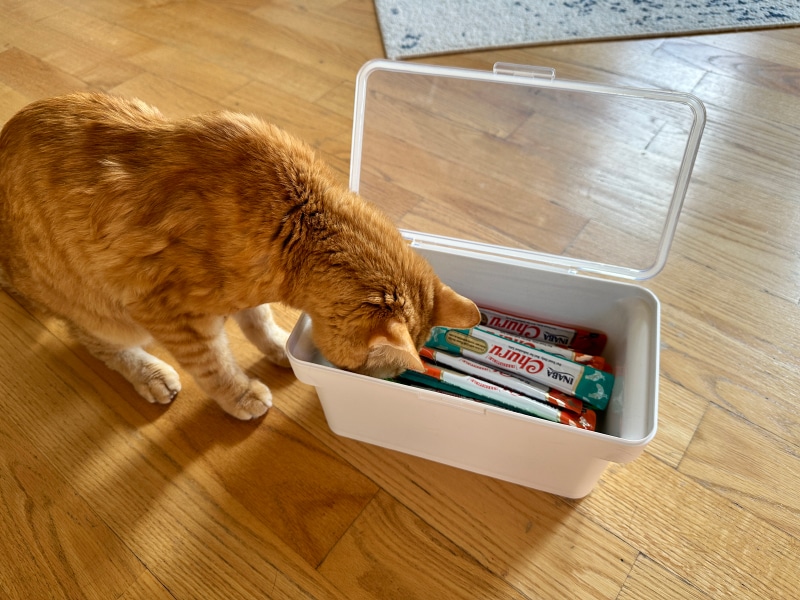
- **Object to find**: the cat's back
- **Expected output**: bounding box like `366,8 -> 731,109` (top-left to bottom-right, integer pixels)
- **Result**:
0,93 -> 167,269
0,92 -> 327,313
1,91 -> 166,138
0,93 -> 168,221
0,92 -> 167,167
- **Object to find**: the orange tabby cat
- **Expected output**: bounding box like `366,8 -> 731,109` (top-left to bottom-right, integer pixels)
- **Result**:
0,93 -> 479,419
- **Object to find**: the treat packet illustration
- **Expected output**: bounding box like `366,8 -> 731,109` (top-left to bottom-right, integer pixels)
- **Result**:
426,326 -> 614,410
397,361 -> 597,430
479,307 -> 607,355
419,346 -> 585,414
477,326 -> 608,372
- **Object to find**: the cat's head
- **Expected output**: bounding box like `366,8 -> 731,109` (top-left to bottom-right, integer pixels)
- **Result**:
310,266 -> 480,380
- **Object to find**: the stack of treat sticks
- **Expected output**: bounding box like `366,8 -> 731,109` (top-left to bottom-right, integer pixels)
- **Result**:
396,307 -> 614,432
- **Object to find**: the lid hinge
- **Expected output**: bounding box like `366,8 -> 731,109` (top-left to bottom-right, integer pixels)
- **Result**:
493,63 -> 556,80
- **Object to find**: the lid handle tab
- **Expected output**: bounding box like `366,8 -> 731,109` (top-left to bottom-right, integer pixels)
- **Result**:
493,63 -> 556,80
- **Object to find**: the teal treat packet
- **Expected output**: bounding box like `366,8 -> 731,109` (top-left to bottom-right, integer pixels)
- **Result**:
396,362 -> 597,430
426,326 -> 614,410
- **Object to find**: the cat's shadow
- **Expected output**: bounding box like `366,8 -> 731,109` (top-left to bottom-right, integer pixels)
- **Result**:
50,334 -> 586,580
59,339 -> 309,504
67,336 -> 299,452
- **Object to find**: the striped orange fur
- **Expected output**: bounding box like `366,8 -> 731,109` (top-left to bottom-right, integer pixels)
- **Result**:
0,93 -> 478,419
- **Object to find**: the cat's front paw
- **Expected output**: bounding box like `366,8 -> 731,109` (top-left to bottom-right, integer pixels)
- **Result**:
226,379 -> 272,420
135,360 -> 182,404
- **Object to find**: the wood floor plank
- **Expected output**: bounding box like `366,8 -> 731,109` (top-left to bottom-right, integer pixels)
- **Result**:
220,78 -> 352,160
251,1 -> 383,56
1,0 -> 65,19
0,291 -> 346,600
693,69 -> 800,128
106,1 -> 346,102
679,404 -> 800,540
694,28 -> 800,68
148,397 -> 380,568
644,375 -> 708,468
0,415 -> 144,600
128,45 -> 251,102
655,37 -> 800,95
47,0 -> 135,24
0,8 -> 115,77
0,80 -> 28,122
137,0 -> 370,81
77,56 -> 145,91
685,92 -> 800,197
109,71 -> 223,116
118,570 -> 175,600
312,80 -> 356,120
658,340 -> 800,454
319,490 -> 533,600
651,255 -> 800,368
38,3 -> 157,61
575,453 -> 800,599
0,46 -> 86,98
654,310 -> 800,455
617,555 -> 711,600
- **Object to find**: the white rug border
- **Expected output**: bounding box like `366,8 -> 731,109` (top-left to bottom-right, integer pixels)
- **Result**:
374,0 -> 800,59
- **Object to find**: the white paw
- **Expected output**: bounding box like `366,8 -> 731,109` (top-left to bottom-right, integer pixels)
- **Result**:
136,362 -> 182,404
227,379 -> 272,420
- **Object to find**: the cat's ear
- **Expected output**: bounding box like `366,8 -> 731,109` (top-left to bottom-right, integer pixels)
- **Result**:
368,318 -> 425,373
433,283 -> 480,329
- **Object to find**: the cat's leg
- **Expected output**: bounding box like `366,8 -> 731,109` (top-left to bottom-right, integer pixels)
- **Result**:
233,304 -> 290,367
147,315 -> 272,420
69,325 -> 182,405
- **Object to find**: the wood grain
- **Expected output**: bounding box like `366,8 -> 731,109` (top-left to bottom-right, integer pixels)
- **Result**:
319,490 -> 532,600
118,570 -> 176,600
0,416 -> 143,600
576,454 -> 800,599
679,404 -> 800,539
1,1 -> 799,598
617,556 -> 711,600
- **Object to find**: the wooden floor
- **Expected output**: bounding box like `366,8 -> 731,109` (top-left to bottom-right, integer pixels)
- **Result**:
1,1 -> 799,598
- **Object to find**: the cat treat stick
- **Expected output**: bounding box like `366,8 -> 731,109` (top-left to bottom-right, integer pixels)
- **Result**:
475,326 -> 608,371
419,346 -> 585,414
397,361 -> 597,431
479,307 -> 607,354
426,326 -> 614,410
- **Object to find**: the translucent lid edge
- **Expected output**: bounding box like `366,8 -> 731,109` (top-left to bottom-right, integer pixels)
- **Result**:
350,59 -> 708,281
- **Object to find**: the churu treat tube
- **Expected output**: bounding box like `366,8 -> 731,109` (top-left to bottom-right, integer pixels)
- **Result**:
479,307 -> 607,355
479,326 -> 608,372
426,326 -> 614,410
397,362 -> 597,431
419,346 -> 585,414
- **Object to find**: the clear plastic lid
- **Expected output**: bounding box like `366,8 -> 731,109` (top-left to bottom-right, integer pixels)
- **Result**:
350,60 -> 706,280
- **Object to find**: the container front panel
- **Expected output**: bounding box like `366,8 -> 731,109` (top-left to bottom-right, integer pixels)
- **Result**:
316,381 -> 610,498
287,250 -> 659,494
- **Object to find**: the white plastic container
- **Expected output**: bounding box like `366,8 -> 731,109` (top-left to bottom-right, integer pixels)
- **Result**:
287,60 -> 705,498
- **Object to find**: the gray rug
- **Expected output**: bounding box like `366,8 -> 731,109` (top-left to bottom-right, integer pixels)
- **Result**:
374,0 -> 800,59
